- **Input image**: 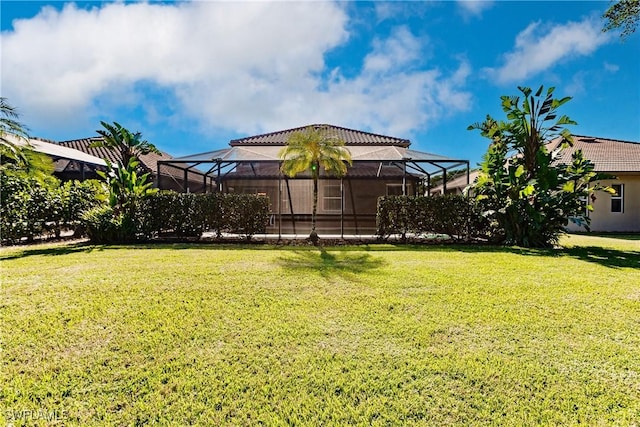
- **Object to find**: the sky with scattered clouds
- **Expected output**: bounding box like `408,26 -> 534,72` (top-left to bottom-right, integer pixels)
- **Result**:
1,0 -> 639,165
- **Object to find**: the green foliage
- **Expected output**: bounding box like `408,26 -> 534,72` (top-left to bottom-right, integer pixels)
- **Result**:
0,174 -> 105,244
136,192 -> 270,241
136,192 -> 206,239
90,158 -> 158,243
280,126 -> 352,242
602,0 -> 640,38
90,121 -> 162,167
86,122 -> 161,244
222,193 -> 271,240
81,205 -> 126,244
0,97 -> 30,169
0,97 -> 58,183
98,158 -> 158,211
376,195 -> 486,240
469,86 -> 610,247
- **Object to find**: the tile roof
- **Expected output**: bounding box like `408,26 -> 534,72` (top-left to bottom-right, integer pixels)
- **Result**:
548,135 -> 640,173
230,124 -> 411,147
57,137 -> 170,172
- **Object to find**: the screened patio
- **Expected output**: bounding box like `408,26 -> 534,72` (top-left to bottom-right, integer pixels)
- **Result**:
156,125 -> 470,236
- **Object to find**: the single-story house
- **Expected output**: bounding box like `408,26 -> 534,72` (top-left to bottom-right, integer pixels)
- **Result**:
549,135 -> 640,233
57,137 -> 206,191
159,124 -> 470,235
430,135 -> 640,233
5,134 -> 109,179
430,169 -> 480,195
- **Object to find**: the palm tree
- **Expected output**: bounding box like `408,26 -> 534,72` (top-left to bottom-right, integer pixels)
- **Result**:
0,98 -> 55,181
279,125 -> 352,243
90,121 -> 161,167
0,97 -> 30,168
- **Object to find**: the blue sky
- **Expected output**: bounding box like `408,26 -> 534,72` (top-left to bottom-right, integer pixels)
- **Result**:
1,1 -> 639,166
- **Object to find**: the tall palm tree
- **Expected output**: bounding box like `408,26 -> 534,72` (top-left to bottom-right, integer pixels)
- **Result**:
90,121 -> 161,167
279,125 -> 352,243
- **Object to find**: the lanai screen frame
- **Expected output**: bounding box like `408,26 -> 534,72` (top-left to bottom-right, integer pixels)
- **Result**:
157,150 -> 470,237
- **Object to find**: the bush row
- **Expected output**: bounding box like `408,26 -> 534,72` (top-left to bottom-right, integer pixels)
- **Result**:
0,175 -> 105,244
376,194 -> 487,240
83,191 -> 271,243
137,192 -> 271,240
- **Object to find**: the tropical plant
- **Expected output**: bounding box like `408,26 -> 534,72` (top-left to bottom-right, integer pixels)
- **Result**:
90,121 -> 161,167
98,158 -> 158,212
603,0 -> 640,39
0,97 -> 58,183
469,85 -> 611,248
279,126 -> 352,243
87,157 -> 158,242
0,97 -> 30,166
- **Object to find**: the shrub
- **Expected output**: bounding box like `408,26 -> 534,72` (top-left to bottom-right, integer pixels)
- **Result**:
134,192 -> 270,241
0,174 -> 32,244
59,180 -> 107,236
223,194 -> 270,240
0,175 -> 104,244
82,205 -> 126,244
376,194 -> 485,241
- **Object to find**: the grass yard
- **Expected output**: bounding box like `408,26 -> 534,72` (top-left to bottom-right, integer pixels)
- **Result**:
1,235 -> 639,425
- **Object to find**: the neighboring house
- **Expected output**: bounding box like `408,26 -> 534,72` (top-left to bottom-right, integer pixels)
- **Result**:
7,135 -> 108,180
57,137 -> 206,191
548,135 -> 640,233
159,124 -> 469,235
430,169 -> 480,195
430,135 -> 640,233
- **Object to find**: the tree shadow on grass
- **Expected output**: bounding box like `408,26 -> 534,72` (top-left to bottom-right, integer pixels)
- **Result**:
440,244 -> 640,270
276,247 -> 387,281
0,241 -> 269,260
554,246 -> 640,269
3,239 -> 637,270
571,233 -> 640,241
0,242 -> 102,260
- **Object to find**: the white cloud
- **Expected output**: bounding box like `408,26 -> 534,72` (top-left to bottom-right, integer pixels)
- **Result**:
604,62 -> 620,73
457,1 -> 494,18
363,27 -> 423,73
1,1 -> 471,139
485,17 -> 611,84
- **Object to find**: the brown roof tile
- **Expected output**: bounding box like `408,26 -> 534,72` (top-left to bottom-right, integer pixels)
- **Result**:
58,137 -> 171,172
230,124 -> 411,147
548,135 -> 640,173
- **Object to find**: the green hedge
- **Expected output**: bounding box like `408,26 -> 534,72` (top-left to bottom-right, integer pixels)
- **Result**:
135,192 -> 270,241
0,175 -> 105,244
376,194 -> 486,241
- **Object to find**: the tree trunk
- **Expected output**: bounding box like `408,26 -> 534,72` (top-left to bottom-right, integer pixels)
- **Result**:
310,174 -> 319,244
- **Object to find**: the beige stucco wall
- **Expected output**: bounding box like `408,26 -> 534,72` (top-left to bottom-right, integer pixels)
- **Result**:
568,173 -> 640,232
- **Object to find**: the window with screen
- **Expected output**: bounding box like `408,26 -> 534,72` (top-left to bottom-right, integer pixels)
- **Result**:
323,184 -> 342,212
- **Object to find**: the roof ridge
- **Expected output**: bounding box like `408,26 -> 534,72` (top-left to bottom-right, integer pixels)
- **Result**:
572,134 -> 640,145
230,123 -> 411,147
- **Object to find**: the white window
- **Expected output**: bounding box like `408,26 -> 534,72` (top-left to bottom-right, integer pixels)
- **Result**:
611,184 -> 624,213
323,184 -> 342,212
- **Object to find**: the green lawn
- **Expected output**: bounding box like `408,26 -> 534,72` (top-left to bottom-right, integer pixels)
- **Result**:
1,235 -> 639,425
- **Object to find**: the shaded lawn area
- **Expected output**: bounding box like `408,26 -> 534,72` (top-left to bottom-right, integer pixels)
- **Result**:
1,235 -> 639,425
